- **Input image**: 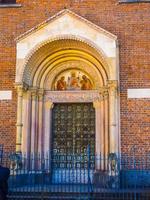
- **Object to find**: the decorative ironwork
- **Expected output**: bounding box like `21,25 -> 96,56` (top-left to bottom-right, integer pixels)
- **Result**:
52,103 -> 95,171
1,148 -> 150,200
0,144 -> 3,164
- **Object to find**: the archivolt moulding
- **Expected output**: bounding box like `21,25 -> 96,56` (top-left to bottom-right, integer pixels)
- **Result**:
15,9 -> 118,86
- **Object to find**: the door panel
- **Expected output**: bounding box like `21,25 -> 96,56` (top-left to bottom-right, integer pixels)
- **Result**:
51,103 -> 95,183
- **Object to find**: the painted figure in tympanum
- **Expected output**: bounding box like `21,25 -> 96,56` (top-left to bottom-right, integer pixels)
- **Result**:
67,71 -> 80,90
56,76 -> 67,90
55,70 -> 93,91
80,75 -> 92,90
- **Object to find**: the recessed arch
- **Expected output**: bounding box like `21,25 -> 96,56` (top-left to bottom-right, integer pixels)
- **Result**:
15,10 -> 120,165
21,36 -> 112,85
31,48 -> 107,89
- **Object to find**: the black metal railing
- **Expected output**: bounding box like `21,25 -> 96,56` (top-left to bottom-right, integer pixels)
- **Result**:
0,144 -> 4,164
1,148 -> 150,200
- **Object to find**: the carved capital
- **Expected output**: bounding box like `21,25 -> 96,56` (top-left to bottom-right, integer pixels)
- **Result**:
38,89 -> 45,101
30,87 -> 38,99
26,90 -> 32,99
107,80 -> 118,90
103,90 -> 109,98
93,100 -> 101,109
45,101 -> 54,109
100,87 -> 109,99
107,80 -> 118,96
16,85 -> 24,97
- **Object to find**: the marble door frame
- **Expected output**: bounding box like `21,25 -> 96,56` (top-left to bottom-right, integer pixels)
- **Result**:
19,84 -> 119,170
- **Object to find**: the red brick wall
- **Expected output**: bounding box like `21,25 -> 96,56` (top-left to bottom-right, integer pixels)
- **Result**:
0,0 -> 150,154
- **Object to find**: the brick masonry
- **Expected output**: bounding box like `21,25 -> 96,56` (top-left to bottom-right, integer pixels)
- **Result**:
0,0 -> 150,154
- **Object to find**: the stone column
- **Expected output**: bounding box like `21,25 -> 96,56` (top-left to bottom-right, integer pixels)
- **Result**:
16,85 -> 23,153
38,90 -> 44,155
44,101 -> 53,171
103,90 -> 109,169
93,100 -> 101,170
21,90 -> 32,171
100,93 -> 105,170
108,81 -> 118,154
21,91 -> 32,155
26,91 -> 32,156
30,89 -> 38,155
44,101 -> 53,154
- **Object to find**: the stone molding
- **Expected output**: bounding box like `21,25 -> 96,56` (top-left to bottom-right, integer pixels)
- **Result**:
20,36 -> 111,86
16,9 -> 117,42
44,90 -> 108,103
15,10 -> 118,85
45,60 -> 103,90
0,4 -> 22,8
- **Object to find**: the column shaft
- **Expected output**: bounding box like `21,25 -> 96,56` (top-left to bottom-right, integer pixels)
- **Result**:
108,81 -> 118,154
16,86 -> 23,153
38,91 -> 44,155
104,92 -> 109,169
100,99 -> 105,170
93,100 -> 101,170
44,101 -> 53,171
31,91 -> 38,154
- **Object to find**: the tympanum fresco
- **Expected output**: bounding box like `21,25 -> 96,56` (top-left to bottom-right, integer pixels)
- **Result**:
55,70 -> 93,91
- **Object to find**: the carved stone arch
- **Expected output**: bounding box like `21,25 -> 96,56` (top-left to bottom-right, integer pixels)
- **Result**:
15,10 -> 120,165
34,48 -> 107,88
21,36 -> 111,87
31,47 -> 107,89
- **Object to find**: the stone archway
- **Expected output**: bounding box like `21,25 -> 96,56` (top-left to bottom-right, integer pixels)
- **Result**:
15,10 -> 120,168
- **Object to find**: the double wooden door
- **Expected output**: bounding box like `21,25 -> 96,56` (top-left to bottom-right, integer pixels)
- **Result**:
52,103 -> 95,173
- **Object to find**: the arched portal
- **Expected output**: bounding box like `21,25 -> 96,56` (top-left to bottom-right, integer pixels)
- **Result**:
15,10 -> 120,170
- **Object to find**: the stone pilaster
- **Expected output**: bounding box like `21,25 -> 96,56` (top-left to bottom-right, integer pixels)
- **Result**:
44,102 -> 54,154
108,80 -> 118,154
22,91 -> 32,155
93,100 -> 101,170
16,85 -> 24,153
44,101 -> 54,170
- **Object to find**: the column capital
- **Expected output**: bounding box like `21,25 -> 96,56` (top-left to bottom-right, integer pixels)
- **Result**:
26,90 -> 32,98
38,89 -> 45,101
103,90 -> 109,98
15,85 -> 24,97
93,100 -> 101,109
30,88 -> 38,100
107,80 -> 118,96
45,101 -> 54,109
100,87 -> 109,99
107,80 -> 118,90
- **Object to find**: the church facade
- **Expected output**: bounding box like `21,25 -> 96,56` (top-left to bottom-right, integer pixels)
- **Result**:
0,0 -> 150,159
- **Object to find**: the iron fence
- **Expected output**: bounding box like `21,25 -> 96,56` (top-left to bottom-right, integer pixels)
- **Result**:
0,144 -> 3,164
1,148 -> 150,200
